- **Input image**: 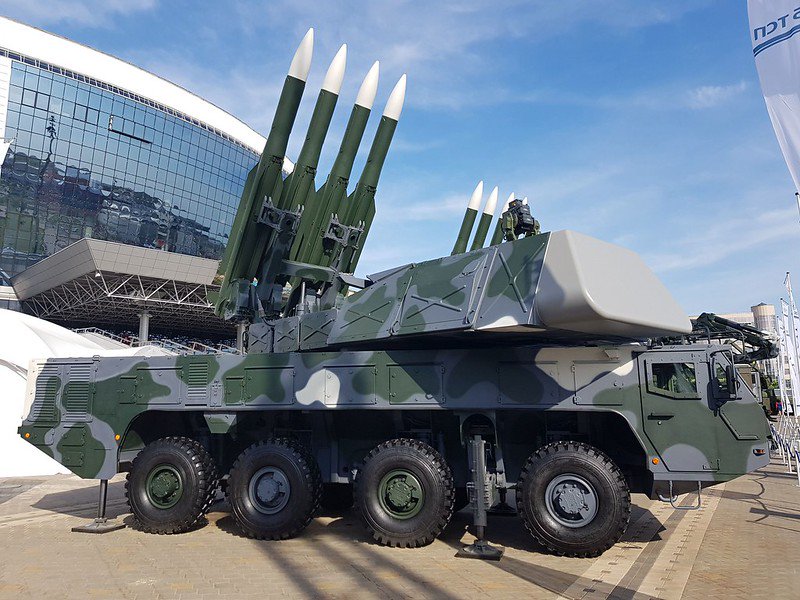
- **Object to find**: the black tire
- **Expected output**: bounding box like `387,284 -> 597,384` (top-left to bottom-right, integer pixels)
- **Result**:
126,436 -> 218,534
355,438 -> 454,548
516,441 -> 630,557
227,438 -> 322,539
321,483 -> 354,512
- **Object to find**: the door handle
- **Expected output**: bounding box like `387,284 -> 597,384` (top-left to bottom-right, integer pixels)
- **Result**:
648,413 -> 675,420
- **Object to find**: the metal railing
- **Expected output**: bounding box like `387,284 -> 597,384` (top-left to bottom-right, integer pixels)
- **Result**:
73,327 -> 239,355
771,414 -> 800,487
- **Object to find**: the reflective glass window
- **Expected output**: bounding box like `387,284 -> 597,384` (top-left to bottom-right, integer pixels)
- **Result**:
1,61 -> 259,275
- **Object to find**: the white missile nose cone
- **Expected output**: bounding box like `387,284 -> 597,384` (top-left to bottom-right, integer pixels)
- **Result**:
289,28 -> 314,82
467,180 -> 484,211
322,44 -> 347,94
506,192 -> 515,207
383,74 -> 407,120
484,186 -> 499,216
355,61 -> 380,109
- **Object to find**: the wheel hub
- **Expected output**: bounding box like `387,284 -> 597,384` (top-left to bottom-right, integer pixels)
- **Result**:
249,467 -> 291,515
145,464 -> 183,509
378,469 -> 424,519
544,473 -> 598,528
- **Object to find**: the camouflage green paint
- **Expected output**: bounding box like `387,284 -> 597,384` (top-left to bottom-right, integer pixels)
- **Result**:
20,343 -> 769,492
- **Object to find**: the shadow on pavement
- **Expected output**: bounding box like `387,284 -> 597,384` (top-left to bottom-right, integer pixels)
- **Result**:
0,478 -> 48,506
212,497 -> 665,599
31,479 -> 128,518
749,506 -> 800,521
214,510 -> 464,599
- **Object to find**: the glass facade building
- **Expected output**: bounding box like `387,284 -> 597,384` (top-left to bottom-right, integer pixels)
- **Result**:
0,28 -> 262,277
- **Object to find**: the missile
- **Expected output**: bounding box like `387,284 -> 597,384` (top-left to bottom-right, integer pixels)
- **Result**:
283,44 -> 349,269
341,74 -> 407,274
301,61 -> 380,269
451,181 -> 483,255
215,28 -> 314,318
284,43 -> 347,215
490,192 -> 515,245
469,186 -> 499,250
332,60 -> 380,180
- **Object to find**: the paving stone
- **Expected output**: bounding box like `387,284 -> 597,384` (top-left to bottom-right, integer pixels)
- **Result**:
0,461 -> 797,599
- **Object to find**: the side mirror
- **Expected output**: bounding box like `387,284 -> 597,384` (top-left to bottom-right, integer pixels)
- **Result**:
726,364 -> 737,396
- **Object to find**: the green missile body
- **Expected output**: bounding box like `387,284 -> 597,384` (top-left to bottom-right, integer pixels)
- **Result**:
340,74 -> 406,274
469,186 -> 499,250
451,181 -> 483,255
490,221 -> 503,246
302,62 -> 380,269
253,44 -> 347,305
214,28 -> 314,318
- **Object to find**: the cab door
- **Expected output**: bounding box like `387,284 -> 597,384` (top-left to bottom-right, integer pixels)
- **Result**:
711,351 -> 764,441
639,350 -> 720,472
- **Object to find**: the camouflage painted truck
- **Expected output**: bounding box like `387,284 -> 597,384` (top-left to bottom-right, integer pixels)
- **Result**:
19,30 -> 771,558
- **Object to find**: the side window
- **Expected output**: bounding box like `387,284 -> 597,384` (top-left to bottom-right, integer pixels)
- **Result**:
647,362 -> 698,398
713,364 -> 728,395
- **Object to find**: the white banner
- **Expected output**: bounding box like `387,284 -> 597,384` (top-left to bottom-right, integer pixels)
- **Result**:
748,0 -> 800,193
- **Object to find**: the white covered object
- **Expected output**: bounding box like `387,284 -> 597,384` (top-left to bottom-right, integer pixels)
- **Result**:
0,309 -> 168,477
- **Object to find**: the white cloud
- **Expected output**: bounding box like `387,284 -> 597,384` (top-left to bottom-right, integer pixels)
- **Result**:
643,207 -> 799,273
686,81 -> 749,109
0,0 -> 158,28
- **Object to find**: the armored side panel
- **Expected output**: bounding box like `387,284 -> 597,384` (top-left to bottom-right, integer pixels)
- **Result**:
323,230 -> 690,348
19,343 -> 769,496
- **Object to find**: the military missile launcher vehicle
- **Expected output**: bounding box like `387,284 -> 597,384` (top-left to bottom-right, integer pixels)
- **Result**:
19,30 -> 771,558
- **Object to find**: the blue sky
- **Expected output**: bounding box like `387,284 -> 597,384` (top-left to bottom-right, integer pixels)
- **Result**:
2,0 -> 798,315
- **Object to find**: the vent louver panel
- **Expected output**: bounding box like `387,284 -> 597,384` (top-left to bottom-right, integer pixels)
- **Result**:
63,363 -> 93,422
31,364 -> 60,422
186,362 -> 209,402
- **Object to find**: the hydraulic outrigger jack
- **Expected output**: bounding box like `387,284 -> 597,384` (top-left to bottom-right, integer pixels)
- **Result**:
71,479 -> 126,534
456,435 -> 504,561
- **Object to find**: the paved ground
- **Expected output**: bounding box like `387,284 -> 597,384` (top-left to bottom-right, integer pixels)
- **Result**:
0,459 -> 797,600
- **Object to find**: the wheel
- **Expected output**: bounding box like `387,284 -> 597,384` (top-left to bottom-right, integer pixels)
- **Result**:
321,483 -> 354,512
355,438 -> 454,547
516,441 -> 630,557
126,436 -> 218,534
227,438 -> 322,539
